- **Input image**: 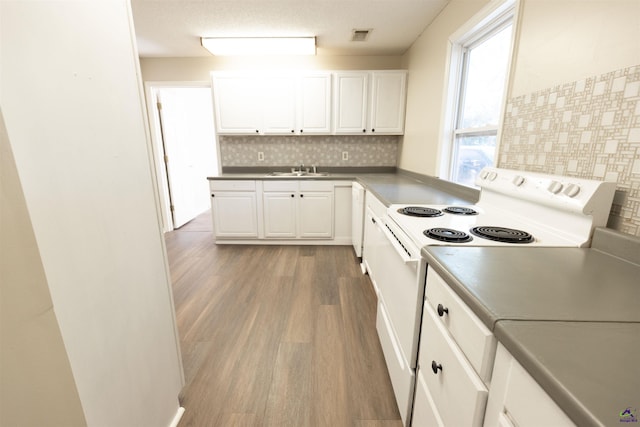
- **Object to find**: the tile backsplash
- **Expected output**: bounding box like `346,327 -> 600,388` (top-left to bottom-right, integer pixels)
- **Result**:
219,135 -> 399,167
500,65 -> 640,236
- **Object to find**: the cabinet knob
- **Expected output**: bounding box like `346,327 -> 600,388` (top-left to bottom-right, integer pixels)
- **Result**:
300,194 -> 304,198
437,303 -> 449,317
211,194 -> 215,197
291,129 -> 295,133
362,129 -> 366,133
431,361 -> 443,374
300,129 -> 304,133
372,129 -> 375,132
291,194 -> 295,198
255,129 -> 259,133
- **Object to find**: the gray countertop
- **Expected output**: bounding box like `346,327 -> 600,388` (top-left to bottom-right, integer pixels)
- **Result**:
495,321 -> 640,427
422,245 -> 640,328
208,169 -> 479,206
422,229 -> 640,427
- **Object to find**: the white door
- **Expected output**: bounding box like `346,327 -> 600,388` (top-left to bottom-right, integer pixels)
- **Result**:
157,87 -> 218,228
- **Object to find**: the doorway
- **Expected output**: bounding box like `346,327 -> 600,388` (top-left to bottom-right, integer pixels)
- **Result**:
146,83 -> 219,231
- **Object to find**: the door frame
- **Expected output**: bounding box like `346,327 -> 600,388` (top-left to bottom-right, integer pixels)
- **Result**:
144,81 -> 220,232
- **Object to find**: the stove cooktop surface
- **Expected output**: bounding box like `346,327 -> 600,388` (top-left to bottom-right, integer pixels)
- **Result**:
388,204 -> 583,248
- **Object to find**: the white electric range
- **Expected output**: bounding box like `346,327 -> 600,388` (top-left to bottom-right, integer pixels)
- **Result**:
374,167 -> 617,426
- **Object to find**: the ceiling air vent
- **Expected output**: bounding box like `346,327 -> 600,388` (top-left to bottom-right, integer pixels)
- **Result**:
351,29 -> 372,42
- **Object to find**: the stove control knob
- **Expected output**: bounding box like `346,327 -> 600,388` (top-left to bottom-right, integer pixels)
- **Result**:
480,170 -> 490,180
547,180 -> 564,194
487,171 -> 498,181
512,175 -> 525,186
563,183 -> 581,197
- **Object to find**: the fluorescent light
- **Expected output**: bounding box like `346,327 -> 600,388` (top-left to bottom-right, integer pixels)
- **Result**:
201,37 -> 316,56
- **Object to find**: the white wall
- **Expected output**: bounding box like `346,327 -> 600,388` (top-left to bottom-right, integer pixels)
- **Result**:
1,1 -> 184,425
1,111 -> 87,427
509,0 -> 640,97
399,0 -> 491,176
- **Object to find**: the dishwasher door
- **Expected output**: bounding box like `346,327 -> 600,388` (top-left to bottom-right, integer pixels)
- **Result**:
351,182 -> 365,257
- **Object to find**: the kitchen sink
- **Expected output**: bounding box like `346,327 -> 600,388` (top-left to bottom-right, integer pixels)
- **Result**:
266,171 -> 330,177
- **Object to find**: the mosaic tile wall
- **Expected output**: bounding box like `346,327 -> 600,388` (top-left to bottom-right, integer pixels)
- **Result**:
499,65 -> 640,236
219,135 -> 399,167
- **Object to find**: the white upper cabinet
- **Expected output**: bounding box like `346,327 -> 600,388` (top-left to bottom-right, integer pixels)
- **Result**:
212,74 -> 263,134
370,71 -> 407,134
262,75 -> 297,134
298,73 -> 332,134
333,71 -> 369,134
333,70 -> 407,135
212,70 -> 406,135
212,72 -> 332,135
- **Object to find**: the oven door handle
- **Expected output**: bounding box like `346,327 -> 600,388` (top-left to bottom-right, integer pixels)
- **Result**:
380,221 -> 420,265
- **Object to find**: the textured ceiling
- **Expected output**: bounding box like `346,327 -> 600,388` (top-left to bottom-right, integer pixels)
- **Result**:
130,0 -> 450,57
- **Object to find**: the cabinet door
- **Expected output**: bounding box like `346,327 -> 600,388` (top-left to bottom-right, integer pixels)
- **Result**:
262,75 -> 297,134
212,75 -> 262,134
298,73 -> 332,134
419,304 -> 488,427
297,191 -> 333,238
210,191 -> 258,238
369,71 -> 407,134
333,72 -> 369,134
263,192 -> 297,238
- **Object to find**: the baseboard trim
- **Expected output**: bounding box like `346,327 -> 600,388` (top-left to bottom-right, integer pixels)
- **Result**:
169,407 -> 185,427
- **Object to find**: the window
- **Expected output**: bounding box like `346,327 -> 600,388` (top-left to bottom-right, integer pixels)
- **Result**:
444,3 -> 515,187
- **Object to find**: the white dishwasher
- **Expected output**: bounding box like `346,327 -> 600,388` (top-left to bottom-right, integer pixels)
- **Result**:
351,182 -> 365,258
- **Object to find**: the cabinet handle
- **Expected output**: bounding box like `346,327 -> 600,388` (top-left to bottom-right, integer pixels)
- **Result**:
371,217 -> 376,224
437,303 -> 449,317
431,361 -> 443,374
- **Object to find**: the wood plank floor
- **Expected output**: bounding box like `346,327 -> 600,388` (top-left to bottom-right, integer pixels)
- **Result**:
165,211 -> 402,426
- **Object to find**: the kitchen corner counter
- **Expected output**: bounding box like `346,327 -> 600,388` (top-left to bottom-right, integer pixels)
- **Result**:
207,168 -> 479,207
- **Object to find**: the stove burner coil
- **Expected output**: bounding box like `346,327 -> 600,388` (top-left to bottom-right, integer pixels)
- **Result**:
398,207 -> 443,217
470,226 -> 534,244
423,228 -> 473,243
443,206 -> 478,215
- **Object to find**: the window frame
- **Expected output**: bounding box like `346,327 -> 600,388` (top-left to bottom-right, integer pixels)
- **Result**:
438,0 -> 519,186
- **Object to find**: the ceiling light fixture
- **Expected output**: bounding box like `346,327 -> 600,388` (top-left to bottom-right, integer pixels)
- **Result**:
201,37 -> 316,56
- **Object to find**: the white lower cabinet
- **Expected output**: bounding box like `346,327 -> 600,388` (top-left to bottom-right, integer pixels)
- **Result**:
414,303 -> 488,427
262,180 -> 333,239
484,344 -> 575,427
210,180 -> 259,238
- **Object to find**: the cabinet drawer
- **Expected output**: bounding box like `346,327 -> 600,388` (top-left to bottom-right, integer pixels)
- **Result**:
263,180 -> 299,192
210,180 -> 256,191
425,268 -> 496,382
299,180 -> 333,192
412,368 -> 445,427
419,303 -> 488,427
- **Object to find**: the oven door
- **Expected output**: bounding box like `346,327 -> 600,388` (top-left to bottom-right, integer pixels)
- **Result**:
375,218 -> 426,426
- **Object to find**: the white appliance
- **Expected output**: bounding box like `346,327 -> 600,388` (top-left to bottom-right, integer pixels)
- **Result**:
374,167 -> 617,426
352,182 -> 365,258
